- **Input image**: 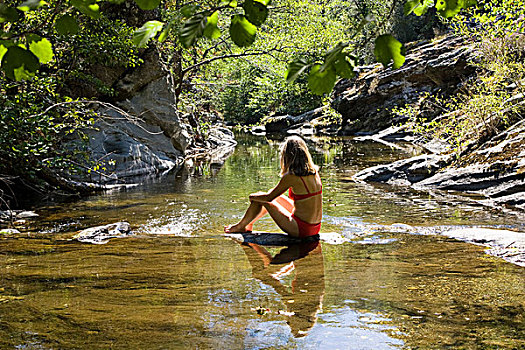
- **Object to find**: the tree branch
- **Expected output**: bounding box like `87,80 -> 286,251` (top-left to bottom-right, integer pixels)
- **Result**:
182,47 -> 282,75
30,100 -> 164,135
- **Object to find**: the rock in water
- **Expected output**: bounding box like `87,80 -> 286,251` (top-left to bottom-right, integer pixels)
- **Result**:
224,232 -> 346,246
74,222 -> 132,244
0,228 -> 21,235
443,227 -> 525,267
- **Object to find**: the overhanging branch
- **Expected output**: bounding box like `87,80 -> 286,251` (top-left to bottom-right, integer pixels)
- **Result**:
181,47 -> 282,75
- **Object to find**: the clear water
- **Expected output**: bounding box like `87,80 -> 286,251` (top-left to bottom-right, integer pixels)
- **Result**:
1,134 -> 524,349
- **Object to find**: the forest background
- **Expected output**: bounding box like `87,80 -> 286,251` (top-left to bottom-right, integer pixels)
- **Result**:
0,0 -> 523,202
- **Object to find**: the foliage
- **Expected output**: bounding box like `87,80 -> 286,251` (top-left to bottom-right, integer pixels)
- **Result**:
186,0 -> 400,123
0,3 -> 140,188
202,62 -> 322,124
400,0 -> 525,157
2,0 -> 477,93
0,75 -> 94,181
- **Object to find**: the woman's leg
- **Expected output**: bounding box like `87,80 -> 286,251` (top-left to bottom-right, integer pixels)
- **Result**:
262,200 -> 300,237
225,195 -> 295,233
224,201 -> 265,233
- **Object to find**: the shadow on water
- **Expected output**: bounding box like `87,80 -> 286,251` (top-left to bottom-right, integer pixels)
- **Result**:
0,133 -> 524,349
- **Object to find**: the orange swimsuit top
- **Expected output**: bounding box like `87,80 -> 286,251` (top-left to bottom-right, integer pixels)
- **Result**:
288,176 -> 322,201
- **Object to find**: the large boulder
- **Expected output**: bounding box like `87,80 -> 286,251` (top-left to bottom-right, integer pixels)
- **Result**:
85,117 -> 184,182
75,75 -> 192,183
333,35 -> 478,135
263,114 -> 295,133
118,76 -> 192,153
113,48 -> 166,101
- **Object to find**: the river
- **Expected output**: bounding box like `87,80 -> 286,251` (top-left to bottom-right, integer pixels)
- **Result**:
1,134 -> 524,349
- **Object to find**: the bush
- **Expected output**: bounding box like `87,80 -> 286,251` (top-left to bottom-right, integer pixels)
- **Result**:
401,2 -> 525,158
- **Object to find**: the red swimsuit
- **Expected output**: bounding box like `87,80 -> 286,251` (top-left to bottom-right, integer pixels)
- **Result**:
288,176 -> 322,238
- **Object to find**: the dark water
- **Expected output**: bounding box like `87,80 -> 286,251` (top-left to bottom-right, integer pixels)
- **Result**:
1,134 -> 524,349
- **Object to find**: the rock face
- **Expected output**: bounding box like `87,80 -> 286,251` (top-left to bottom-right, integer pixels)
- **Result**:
333,36 -> 478,135
81,75 -> 191,183
354,119 -> 525,211
260,106 -> 333,135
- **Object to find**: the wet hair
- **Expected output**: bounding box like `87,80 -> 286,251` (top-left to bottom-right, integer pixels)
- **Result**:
280,136 -> 319,176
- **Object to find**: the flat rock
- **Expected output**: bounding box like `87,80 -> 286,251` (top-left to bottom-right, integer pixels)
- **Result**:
224,231 -> 345,246
443,227 -> 525,267
74,222 -> 132,244
0,228 -> 21,235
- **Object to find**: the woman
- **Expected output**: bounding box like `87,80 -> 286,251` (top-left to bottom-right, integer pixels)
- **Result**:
224,136 -> 322,238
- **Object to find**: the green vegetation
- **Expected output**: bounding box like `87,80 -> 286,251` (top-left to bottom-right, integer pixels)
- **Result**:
400,0 -> 525,158
0,0 -> 517,198
1,3 -> 140,192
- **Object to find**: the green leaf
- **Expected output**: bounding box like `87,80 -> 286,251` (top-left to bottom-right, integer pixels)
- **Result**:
27,34 -> 54,64
0,40 -> 14,62
404,0 -> 434,16
320,42 -> 348,73
133,20 -> 164,47
334,53 -> 356,79
435,0 -> 474,18
243,0 -> 268,27
308,64 -> 337,95
134,0 -> 160,10
158,21 -> 173,43
180,4 -> 198,18
285,58 -> 311,83
71,0 -> 100,19
203,11 -> 221,39
219,0 -> 237,7
16,0 -> 44,11
0,4 -> 19,23
179,13 -> 207,48
229,14 -> 257,47
55,14 -> 80,35
374,34 -> 406,69
1,46 -> 40,80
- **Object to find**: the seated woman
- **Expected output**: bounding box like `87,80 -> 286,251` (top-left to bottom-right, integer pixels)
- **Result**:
224,136 -> 322,238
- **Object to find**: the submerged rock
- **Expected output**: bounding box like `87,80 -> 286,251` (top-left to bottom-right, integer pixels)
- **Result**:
0,210 -> 39,225
0,228 -> 21,235
225,231 -> 346,246
74,222 -> 132,244
443,227 -> 525,267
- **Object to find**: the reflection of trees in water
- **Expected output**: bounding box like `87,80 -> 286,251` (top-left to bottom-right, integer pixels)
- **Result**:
240,241 -> 325,338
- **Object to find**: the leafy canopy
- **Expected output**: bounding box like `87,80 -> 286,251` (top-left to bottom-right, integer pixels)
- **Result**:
1,0 -> 477,95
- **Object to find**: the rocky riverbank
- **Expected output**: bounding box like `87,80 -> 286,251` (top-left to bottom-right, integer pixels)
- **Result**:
261,34 -> 524,215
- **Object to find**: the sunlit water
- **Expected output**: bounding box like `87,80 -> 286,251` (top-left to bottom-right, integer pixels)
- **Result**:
1,134 -> 524,349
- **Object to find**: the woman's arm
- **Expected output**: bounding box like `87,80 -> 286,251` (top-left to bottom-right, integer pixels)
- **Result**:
249,175 -> 293,203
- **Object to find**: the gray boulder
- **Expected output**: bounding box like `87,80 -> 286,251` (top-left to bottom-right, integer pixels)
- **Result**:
263,114 -> 295,132
333,36 -> 477,135
77,76 -> 192,183
118,76 -> 192,153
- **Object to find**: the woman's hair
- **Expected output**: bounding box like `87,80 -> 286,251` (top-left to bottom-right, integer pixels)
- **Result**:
280,136 -> 319,176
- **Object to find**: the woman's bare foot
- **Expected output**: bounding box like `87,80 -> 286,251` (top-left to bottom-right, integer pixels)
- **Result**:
224,223 -> 253,233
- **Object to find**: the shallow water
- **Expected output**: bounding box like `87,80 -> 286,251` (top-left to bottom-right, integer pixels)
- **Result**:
1,134 -> 524,349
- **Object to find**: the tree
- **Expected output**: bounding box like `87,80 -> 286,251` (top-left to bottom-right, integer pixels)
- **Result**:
2,0 -> 478,92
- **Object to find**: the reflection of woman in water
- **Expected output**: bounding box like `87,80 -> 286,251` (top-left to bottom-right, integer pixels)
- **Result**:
240,241 -> 325,337
224,136 -> 322,238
